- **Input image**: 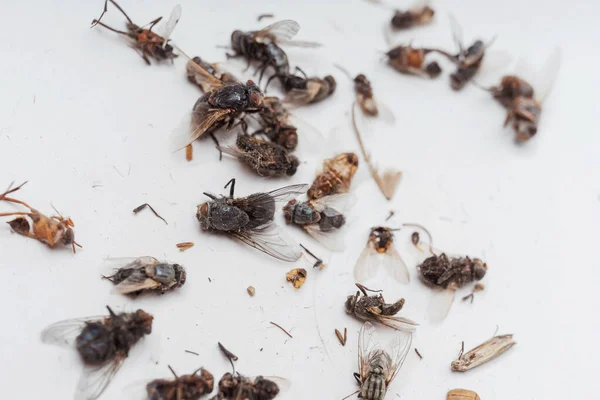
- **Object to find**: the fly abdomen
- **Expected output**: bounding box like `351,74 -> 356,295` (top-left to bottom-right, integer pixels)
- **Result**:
318,207 -> 345,232
152,263 -> 176,285
362,373 -> 387,400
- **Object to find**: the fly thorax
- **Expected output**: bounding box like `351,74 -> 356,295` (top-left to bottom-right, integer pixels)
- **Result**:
76,322 -> 115,364
209,203 -> 250,231
152,263 -> 176,285
284,200 -> 320,225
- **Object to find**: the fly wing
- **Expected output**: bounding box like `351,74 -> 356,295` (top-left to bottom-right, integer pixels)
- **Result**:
310,193 -> 356,213
104,257 -> 159,271
186,60 -> 226,91
254,19 -> 300,43
266,183 -> 310,203
454,334 -> 516,371
358,322 -> 378,382
41,317 -> 105,347
287,113 -> 324,151
276,39 -> 322,48
160,4 -> 182,47
231,222 -> 302,262
384,331 -> 412,385
284,82 -> 321,104
533,48 -> 561,103
475,49 -> 513,86
230,183 -> 308,209
112,269 -> 160,294
373,314 -> 418,333
250,376 -> 291,393
354,245 -> 382,283
184,107 -> 232,149
449,14 -> 464,54
427,288 -> 455,322
303,224 -> 346,252
75,358 -> 125,400
383,246 -> 410,284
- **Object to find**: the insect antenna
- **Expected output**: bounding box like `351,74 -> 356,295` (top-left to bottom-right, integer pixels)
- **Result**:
108,0 -> 133,24
106,306 -> 118,319
168,365 -> 179,380
202,192 -> 218,200
141,16 -> 163,32
72,241 -> 83,253
0,181 -> 28,201
91,20 -> 129,35
333,64 -> 353,81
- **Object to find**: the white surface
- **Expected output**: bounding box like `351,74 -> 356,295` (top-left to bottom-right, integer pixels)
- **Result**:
0,0 -> 598,399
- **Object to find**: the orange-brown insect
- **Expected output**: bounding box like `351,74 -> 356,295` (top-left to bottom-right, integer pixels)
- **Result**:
447,389 -> 480,400
0,182 -> 82,253
386,45 -> 442,78
91,0 -> 181,65
307,153 -> 359,200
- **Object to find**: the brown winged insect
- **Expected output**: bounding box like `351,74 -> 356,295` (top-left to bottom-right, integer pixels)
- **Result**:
0,181 -> 82,253
451,334 -> 516,372
283,193 -> 352,251
103,256 -> 186,295
390,0 -> 435,30
197,179 -> 307,261
282,74 -> 337,105
482,48 -> 561,142
348,322 -> 412,400
346,283 -> 417,332
253,96 -> 299,150
307,153 -> 359,200
218,134 -> 299,177
210,373 -> 289,400
386,45 -> 442,78
41,306 -> 153,400
91,0 -> 181,65
146,366 -> 214,400
354,227 -> 410,284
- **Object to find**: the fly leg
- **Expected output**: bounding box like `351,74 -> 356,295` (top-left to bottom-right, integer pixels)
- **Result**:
224,178 -> 236,198
209,132 -> 223,161
294,66 -> 308,79
130,44 -> 152,65
146,16 -> 163,33
353,372 -> 361,385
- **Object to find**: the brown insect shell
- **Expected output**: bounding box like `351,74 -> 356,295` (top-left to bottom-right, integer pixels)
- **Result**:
447,389 -> 480,400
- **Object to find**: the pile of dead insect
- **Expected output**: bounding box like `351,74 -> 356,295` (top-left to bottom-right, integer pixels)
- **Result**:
1,0 -> 562,398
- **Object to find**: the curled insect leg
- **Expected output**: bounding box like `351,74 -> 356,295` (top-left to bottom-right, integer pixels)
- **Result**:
224,178 -> 236,198
209,132 -> 222,161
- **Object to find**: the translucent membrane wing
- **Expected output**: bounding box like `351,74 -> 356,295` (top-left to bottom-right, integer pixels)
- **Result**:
375,101 -> 396,125
284,83 -> 321,105
427,288 -> 455,322
358,322 -> 378,382
232,222 -> 302,262
217,144 -> 245,161
277,39 -> 322,48
383,246 -> 410,284
476,49 -> 513,86
410,0 -> 432,11
104,257 -> 159,271
75,358 -> 125,400
266,183 -> 309,203
385,331 -> 412,384
161,4 -> 182,47
452,334 -> 516,372
41,317 -> 104,347
186,107 -> 232,148
449,13 -> 464,53
185,59 -> 225,92
255,20 -> 300,42
288,113 -> 324,151
113,271 -> 160,294
374,314 -> 418,333
310,193 -> 356,214
354,245 -> 381,283
303,224 -> 346,252
534,47 -> 561,103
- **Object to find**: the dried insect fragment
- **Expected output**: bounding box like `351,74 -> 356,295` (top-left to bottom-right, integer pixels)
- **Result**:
345,283 -> 417,332
247,286 -> 256,296
447,389 -> 480,400
335,328 -> 347,346
176,241 -> 194,252
218,342 -> 239,373
133,203 -> 168,225
0,181 -> 82,253
355,227 -> 409,283
451,334 -> 516,372
308,153 -> 358,200
103,256 -> 186,295
146,365 -> 214,400
285,268 -> 307,289
391,0 -> 435,30
386,44 -> 442,78
210,372 -> 286,400
462,283 -> 485,303
41,306 -> 153,400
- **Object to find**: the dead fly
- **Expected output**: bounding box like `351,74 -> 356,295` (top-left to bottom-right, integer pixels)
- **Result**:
417,248 -> 488,321
176,60 -> 264,160
0,181 -> 82,253
482,49 -> 561,142
187,57 -> 239,93
219,134 -> 299,177
210,373 -> 287,400
197,179 -> 307,261
283,194 -> 352,251
386,45 -> 442,78
307,153 -> 359,200
41,306 -> 153,400
283,74 -> 337,105
451,334 -> 516,372
447,389 -> 480,400
102,256 -> 186,295
286,268 -> 307,288
252,96 -> 298,150
349,322 -> 412,400
91,0 -> 181,65
346,283 -> 417,332
390,0 -> 435,30
146,366 -> 214,400
355,227 -> 409,284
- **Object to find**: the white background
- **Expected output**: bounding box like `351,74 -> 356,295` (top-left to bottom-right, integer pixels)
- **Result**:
0,0 -> 598,399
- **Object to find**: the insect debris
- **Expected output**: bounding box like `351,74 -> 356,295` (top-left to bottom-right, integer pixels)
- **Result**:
102,256 -> 186,295
91,0 -> 181,65
176,241 -> 195,252
451,334 -> 516,372
253,96 -> 300,151
0,181 -> 82,253
385,44 -> 442,78
415,348 -> 423,359
269,321 -> 293,339
133,203 -> 168,225
247,286 -> 256,296
285,268 -> 307,289
354,227 -> 410,284
218,342 -> 239,373
335,328 -> 347,346
41,306 -> 153,400
300,244 -> 324,268
390,0 -> 435,30
257,13 -> 274,22
146,365 -> 214,400
308,153 -> 359,200
210,372 -> 284,400
196,179 -> 306,261
184,349 -> 199,356
447,389 -> 480,400
462,283 -> 485,303
345,283 -> 417,332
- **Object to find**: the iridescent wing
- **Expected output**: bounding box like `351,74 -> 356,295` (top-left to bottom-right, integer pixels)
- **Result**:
253,20 -> 300,43
75,357 -> 125,400
112,269 -> 160,294
160,4 -> 182,48
41,316 -> 105,347
232,222 -> 302,262
427,288 -> 455,322
383,331 -> 412,385
358,322 -> 378,382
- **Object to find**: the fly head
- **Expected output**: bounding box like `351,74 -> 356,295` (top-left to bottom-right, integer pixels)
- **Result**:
246,80 -> 264,108
132,309 -> 153,335
196,202 -> 211,230
472,259 -> 487,281
286,155 -> 300,176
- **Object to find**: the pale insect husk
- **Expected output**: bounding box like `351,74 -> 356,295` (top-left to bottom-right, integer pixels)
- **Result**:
451,334 -> 516,372
447,388 -> 481,400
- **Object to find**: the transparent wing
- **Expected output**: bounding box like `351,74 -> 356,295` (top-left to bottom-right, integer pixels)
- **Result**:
303,224 -> 346,252
255,20 -> 300,42
409,0 -> 431,11
383,246 -> 410,284
374,314 -> 417,333
287,113 -> 324,151
534,47 -> 561,103
41,317 -> 107,347
475,49 -> 513,86
449,14 -> 464,53
217,144 -> 245,161
384,331 -> 412,384
185,59 -> 226,92
266,183 -> 309,203
104,257 -> 159,271
310,193 -> 356,214
232,222 -> 302,262
113,270 -> 160,294
354,245 -> 382,283
284,82 -> 321,104
184,107 -> 232,149
277,39 -> 322,48
427,288 -> 455,322
161,4 -> 182,47
75,358 -> 125,400
358,322 -> 378,382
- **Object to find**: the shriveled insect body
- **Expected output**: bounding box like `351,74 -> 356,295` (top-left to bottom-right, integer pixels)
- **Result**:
451,334 -> 516,372
447,389 -> 481,400
442,40 -> 486,90
355,322 -> 411,400
353,74 -> 378,116
187,57 -> 238,92
504,96 -> 542,141
41,306 -> 153,400
197,179 -> 307,261
0,182 -> 81,253
345,284 -> 417,332
354,227 -> 410,284
386,45 -> 442,78
418,253 -> 487,290
308,153 -> 359,200
219,134 -> 299,177
284,75 -> 337,105
255,96 -> 299,150
391,5 -> 435,30
91,0 -> 180,65
489,75 -> 535,108
146,367 -> 214,400
210,373 -> 281,400
104,257 -> 186,295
